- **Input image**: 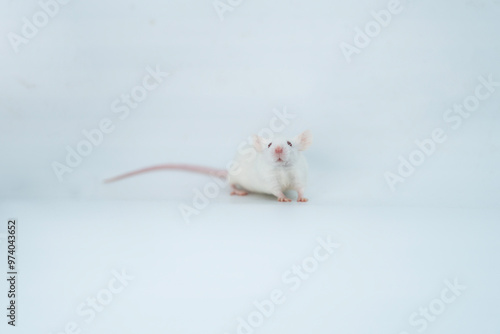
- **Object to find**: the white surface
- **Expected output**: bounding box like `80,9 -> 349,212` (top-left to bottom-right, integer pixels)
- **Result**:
1,0 -> 499,333
1,202 -> 499,334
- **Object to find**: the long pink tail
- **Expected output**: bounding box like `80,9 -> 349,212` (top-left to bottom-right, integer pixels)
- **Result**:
103,164 -> 228,183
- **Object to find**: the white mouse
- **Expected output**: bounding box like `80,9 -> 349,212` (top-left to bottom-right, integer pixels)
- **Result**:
104,130 -> 312,202
228,130 -> 312,202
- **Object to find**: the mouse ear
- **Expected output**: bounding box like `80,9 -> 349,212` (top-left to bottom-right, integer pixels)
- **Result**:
253,135 -> 265,152
295,130 -> 312,151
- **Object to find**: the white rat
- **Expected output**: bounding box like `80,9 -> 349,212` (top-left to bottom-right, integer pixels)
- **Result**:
104,130 -> 312,202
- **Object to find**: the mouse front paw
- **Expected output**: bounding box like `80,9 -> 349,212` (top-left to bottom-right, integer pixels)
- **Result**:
297,197 -> 308,202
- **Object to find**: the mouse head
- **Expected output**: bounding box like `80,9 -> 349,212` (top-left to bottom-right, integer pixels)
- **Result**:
253,130 -> 312,167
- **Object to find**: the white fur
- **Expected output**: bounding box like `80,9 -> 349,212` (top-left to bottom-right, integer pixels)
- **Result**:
228,130 -> 311,200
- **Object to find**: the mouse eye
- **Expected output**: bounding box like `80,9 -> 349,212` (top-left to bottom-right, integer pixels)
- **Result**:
268,142 -> 272,148
287,141 -> 292,147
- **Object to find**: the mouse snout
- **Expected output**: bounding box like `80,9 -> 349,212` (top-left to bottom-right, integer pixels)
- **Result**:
274,146 -> 283,154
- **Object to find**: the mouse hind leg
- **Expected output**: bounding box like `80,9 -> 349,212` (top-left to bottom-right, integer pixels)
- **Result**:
230,184 -> 248,196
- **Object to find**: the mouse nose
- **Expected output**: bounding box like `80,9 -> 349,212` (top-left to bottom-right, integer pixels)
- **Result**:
275,146 -> 283,154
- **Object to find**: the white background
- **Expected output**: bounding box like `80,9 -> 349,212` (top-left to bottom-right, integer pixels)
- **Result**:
1,0 -> 499,333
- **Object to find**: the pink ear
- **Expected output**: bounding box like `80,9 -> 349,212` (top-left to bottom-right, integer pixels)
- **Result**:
253,135 -> 264,152
295,130 -> 312,151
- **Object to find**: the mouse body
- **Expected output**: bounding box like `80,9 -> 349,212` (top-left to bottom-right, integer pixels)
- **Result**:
228,130 -> 312,202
